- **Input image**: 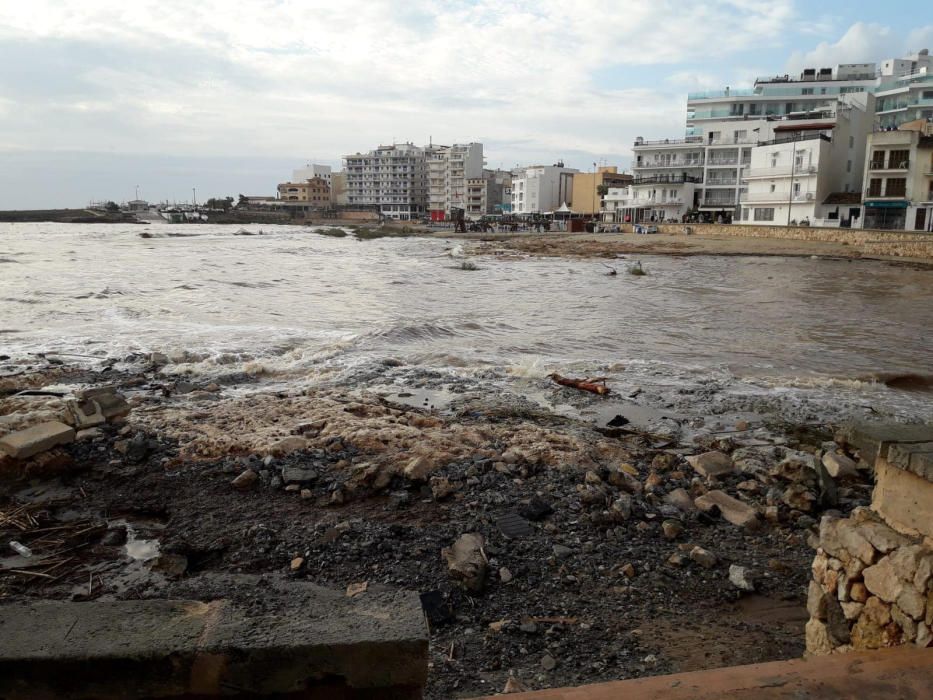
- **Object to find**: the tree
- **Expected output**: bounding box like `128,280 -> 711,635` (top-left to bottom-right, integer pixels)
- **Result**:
596,184 -> 609,197
206,197 -> 234,212
105,201 -> 120,212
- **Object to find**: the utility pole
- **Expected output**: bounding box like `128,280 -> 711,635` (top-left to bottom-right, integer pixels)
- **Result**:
192,187 -> 197,208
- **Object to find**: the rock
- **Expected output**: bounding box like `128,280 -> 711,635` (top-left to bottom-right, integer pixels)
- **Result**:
499,567 -> 513,584
728,565 -> 755,592
519,496 -> 553,521
441,533 -> 486,592
540,654 -> 557,671
644,471 -> 663,491
619,563 -> 636,579
808,580 -> 827,620
822,452 -> 858,479
152,553 -> 188,578
552,545 -> 573,560
856,520 -> 910,554
664,488 -> 696,513
667,552 -> 686,567
850,582 -> 868,603
281,465 -> 317,485
841,602 -> 864,620
825,596 -> 851,645
125,432 -> 150,463
694,490 -> 760,530
783,483 -> 817,512
290,557 -> 304,571
661,519 -> 683,540
94,392 -> 131,420
689,546 -> 717,569
503,675 -> 528,694
300,489 -> 313,500
805,618 -> 833,655
609,494 -> 632,522
0,422 -> 75,459
232,469 -> 258,490
149,352 -> 169,365
863,596 -> 892,626
686,451 -> 733,478
891,604 -> 917,641
430,476 -> 457,500
67,399 -> 106,429
268,437 -> 308,456
403,455 -> 434,481
519,621 -> 538,634
888,545 -> 926,584
917,623 -> 932,648
864,556 -> 904,603
896,584 -> 926,620
76,428 -> 102,442
820,517 -> 876,565
608,468 -> 642,494
101,526 -> 128,547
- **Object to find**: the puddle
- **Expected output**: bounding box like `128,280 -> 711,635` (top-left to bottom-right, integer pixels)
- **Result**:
112,518 -> 163,562
372,386 -> 458,411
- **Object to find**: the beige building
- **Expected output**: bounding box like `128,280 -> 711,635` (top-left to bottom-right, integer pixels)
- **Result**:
570,167 -> 633,215
330,172 -> 349,206
277,176 -> 331,205
861,120 -> 933,231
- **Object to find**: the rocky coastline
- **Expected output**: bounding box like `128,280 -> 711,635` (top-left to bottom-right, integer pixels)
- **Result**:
0,353 -> 893,697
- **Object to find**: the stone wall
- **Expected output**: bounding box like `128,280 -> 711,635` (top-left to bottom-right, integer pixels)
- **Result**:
633,223 -> 933,260
805,424 -> 933,655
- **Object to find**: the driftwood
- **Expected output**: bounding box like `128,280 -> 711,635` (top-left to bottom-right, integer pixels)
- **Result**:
548,373 -> 610,395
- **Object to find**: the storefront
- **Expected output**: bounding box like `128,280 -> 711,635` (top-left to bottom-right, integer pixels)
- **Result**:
863,200 -> 908,230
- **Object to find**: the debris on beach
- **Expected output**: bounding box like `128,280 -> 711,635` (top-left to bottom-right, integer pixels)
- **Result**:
548,373 -> 610,395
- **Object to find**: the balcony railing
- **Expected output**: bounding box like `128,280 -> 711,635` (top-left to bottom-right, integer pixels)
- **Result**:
632,175 -> 702,185
708,158 -> 739,166
869,159 -> 910,171
740,191 -> 815,203
705,178 -> 738,186
634,137 -> 704,146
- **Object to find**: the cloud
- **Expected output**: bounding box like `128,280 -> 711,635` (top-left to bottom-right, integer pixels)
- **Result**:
786,21 -> 933,72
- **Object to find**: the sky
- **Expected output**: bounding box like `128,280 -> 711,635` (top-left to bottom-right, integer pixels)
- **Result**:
0,0 -> 931,208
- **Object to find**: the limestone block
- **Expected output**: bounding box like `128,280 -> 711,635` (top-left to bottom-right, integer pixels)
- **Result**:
872,458 -> 933,539
694,490 -> 760,530
0,422 -> 75,459
805,618 -> 833,655
863,556 -> 903,603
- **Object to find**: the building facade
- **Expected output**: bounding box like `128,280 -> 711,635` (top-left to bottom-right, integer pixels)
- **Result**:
292,164 -> 333,188
861,121 -> 933,230
277,176 -> 331,204
427,143 -> 484,221
343,143 -> 430,220
874,50 -> 933,129
569,167 -> 633,215
511,164 -> 578,215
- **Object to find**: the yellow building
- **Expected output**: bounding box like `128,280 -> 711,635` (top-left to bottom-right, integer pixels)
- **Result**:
276,176 -> 331,204
570,166 -> 633,215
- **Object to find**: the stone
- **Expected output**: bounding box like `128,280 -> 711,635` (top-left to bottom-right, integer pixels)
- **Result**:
441,533 -> 486,592
149,351 -> 169,365
94,392 -> 131,420
783,483 -> 817,512
728,565 -> 755,592
888,545 -> 926,584
896,584 -> 926,620
232,469 -> 258,490
850,582 -> 868,603
689,546 -> 717,569
290,557 -> 304,571
863,597 -> 892,626
824,597 -> 851,645
0,422 -> 75,459
805,618 -> 833,655
864,557 -> 904,603
664,488 -> 696,513
891,604 -> 918,641
842,422 -> 933,466
694,490 -> 760,530
661,519 -> 683,540
871,455 -> 933,539
686,451 -> 734,478
281,465 -> 317,485
609,494 -> 632,522
76,428 -> 102,441
499,567 -> 513,584
886,441 -> 933,482
620,563 -> 636,579
856,519 -> 910,554
914,556 -> 932,594
0,578 -> 429,697
807,580 -> 827,620
268,437 -> 308,456
429,476 -> 457,500
67,399 -> 106,429
552,545 -> 573,559
540,654 -> 557,671
822,452 -> 858,479
820,517 -> 875,565
917,623 -> 932,648
667,552 -> 686,567
519,496 -> 553,521
300,489 -> 313,500
841,602 -> 864,620
403,455 -> 433,481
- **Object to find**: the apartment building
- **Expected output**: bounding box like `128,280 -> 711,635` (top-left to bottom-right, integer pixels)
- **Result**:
875,49 -> 933,129
861,120 -> 933,230
511,163 -> 578,215
343,143 -> 430,220
739,95 -> 874,227
569,167 -> 633,215
292,164 -> 333,188
426,143 -> 484,221
277,176 -> 331,204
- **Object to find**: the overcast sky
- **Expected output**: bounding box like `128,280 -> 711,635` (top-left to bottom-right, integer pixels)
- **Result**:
1,0 -> 931,208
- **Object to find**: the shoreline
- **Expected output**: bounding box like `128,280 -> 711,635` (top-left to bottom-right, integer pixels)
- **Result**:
0,359 -> 888,697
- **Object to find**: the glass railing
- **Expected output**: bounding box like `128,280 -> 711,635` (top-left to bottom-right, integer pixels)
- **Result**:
687,88 -> 758,100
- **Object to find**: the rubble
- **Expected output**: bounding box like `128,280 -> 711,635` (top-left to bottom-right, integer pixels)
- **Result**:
686,451 -> 734,478
0,422 -> 75,460
442,533 -> 487,593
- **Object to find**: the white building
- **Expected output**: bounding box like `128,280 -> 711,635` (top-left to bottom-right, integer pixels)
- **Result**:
343,143 -> 430,220
739,95 -> 874,226
875,49 -> 933,129
511,163 -> 578,215
427,143 -> 484,221
292,164 -> 333,185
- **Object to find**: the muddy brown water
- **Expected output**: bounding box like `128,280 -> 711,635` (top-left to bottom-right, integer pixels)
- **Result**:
2,222 -> 932,422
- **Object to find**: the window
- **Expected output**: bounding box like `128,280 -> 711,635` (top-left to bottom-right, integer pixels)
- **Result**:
802,88 -> 814,95
868,179 -> 882,197
734,130 -> 747,142
793,182 -> 801,197
771,153 -> 779,168
847,160 -> 852,173
849,136 -> 854,148
888,150 -> 909,169
770,183 -> 776,193
923,90 -> 933,99
754,208 -> 775,221
742,208 -> 749,221
885,178 -> 907,197
870,151 -> 885,169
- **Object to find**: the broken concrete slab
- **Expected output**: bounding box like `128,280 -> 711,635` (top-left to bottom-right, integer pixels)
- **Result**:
686,451 -> 734,478
841,422 -> 933,467
822,451 -> 858,479
67,399 -> 106,429
888,442 -> 933,483
0,422 -> 75,459
872,458 -> 933,539
694,490 -> 760,530
93,392 -> 131,420
0,579 -> 428,699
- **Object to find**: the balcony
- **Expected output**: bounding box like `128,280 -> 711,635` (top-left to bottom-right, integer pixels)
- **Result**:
743,164 -> 818,178
869,159 -> 910,171
740,191 -> 815,203
705,178 -> 738,186
632,175 -> 702,185
708,158 -> 739,166
634,136 -> 704,147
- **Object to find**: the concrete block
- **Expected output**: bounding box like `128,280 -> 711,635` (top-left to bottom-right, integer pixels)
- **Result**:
0,579 -> 428,699
888,442 -> 933,483
67,399 -> 106,429
694,490 -> 760,530
872,459 -> 933,538
686,451 -> 734,478
842,422 -> 933,467
93,392 -> 130,420
0,422 -> 75,459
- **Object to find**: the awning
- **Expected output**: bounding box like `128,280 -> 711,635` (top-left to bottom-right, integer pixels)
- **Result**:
864,201 -> 909,208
